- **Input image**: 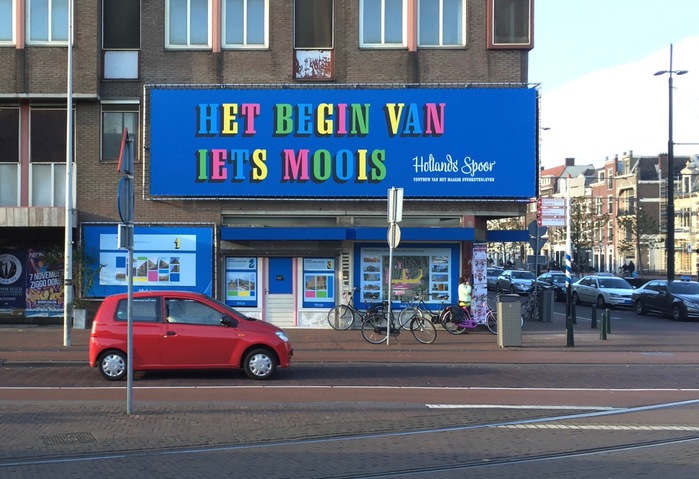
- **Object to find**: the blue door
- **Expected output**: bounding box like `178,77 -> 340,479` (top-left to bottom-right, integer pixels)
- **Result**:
268,258 -> 293,294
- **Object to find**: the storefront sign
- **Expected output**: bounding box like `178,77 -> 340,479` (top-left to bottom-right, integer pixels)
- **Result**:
148,86 -> 537,199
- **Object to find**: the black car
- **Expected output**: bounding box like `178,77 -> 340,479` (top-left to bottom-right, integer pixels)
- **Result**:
632,278 -> 699,321
536,272 -> 567,302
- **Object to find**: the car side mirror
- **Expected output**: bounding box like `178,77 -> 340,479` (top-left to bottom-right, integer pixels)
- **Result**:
221,316 -> 238,327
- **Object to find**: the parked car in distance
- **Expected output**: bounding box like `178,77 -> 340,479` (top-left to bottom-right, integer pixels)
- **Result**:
487,267 -> 504,290
632,278 -> 699,321
89,291 -> 293,381
496,270 -> 536,295
536,272 -> 568,301
572,275 -> 635,308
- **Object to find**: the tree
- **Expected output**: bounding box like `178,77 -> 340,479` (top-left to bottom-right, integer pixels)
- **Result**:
617,207 -> 658,273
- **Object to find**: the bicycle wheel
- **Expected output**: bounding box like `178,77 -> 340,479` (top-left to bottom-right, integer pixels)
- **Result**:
397,308 -> 415,330
361,314 -> 389,344
327,305 -> 354,330
441,309 -> 467,335
486,309 -> 497,335
410,314 -> 437,344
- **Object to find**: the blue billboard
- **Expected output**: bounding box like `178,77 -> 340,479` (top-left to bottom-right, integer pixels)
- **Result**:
148,86 -> 537,199
83,225 -> 214,297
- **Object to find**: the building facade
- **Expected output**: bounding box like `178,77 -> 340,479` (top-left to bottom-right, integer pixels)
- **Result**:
0,0 -> 537,325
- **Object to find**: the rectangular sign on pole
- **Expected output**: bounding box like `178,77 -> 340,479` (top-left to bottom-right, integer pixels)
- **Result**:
387,187 -> 404,223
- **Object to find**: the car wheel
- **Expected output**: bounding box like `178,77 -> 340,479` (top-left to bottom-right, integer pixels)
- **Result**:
98,350 -> 127,381
671,304 -> 686,322
635,300 -> 646,315
572,292 -> 580,305
243,348 -> 277,380
596,295 -> 606,309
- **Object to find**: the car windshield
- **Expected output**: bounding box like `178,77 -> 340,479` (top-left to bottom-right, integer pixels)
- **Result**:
512,271 -> 535,279
598,278 -> 632,289
669,282 -> 699,295
551,275 -> 566,284
488,269 -> 503,276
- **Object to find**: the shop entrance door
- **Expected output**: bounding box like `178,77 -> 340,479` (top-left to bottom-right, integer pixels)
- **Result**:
266,257 -> 295,327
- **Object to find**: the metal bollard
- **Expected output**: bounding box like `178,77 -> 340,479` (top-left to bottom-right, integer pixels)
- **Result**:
591,304 -> 597,329
600,310 -> 607,340
606,308 -> 611,334
571,301 -> 577,325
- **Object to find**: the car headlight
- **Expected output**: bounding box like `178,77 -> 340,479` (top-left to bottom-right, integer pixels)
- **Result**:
684,300 -> 699,308
276,331 -> 289,342
609,293 -> 620,298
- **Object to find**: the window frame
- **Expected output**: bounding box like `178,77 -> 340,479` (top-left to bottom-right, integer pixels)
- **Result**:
417,0 -> 466,48
26,0 -> 70,45
222,0 -> 268,49
165,0 -> 212,50
486,0 -> 533,50
0,0 -> 16,45
359,0 -> 407,49
101,103 -> 140,163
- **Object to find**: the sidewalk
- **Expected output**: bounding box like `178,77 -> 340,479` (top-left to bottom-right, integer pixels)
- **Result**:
2,313 -> 699,366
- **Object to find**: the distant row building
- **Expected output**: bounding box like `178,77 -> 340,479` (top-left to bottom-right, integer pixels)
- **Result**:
530,152 -> 699,277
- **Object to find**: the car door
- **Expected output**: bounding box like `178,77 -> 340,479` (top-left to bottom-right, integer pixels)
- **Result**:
578,277 -> 595,303
117,297 -> 166,368
653,282 -> 674,316
163,296 -> 240,367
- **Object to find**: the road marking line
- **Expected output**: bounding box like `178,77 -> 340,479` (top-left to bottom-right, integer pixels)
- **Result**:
497,424 -> 699,431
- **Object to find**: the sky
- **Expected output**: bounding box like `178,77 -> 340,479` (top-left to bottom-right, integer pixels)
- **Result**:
529,0 -> 699,170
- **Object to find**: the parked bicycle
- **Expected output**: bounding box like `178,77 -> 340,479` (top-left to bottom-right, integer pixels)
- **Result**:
520,288 -> 548,322
361,301 -> 437,345
397,291 -> 438,330
327,288 -> 379,330
436,295 -> 498,335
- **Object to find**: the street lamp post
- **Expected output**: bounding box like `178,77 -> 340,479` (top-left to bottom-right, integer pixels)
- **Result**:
655,44 -> 688,282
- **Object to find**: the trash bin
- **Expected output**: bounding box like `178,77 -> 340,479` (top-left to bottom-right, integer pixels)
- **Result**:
540,288 -> 554,323
497,294 -> 522,347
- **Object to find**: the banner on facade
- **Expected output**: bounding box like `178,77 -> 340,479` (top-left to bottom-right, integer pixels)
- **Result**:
147,86 -> 538,199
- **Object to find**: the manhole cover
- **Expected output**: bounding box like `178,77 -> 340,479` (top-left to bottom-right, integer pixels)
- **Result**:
42,432 -> 97,446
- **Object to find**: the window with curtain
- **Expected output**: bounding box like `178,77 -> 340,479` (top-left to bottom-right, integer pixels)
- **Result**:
360,0 -> 406,47
166,0 -> 211,48
223,0 -> 268,48
27,0 -> 69,44
418,0 -> 465,47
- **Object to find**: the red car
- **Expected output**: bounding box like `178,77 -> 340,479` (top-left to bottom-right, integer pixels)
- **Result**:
89,291 -> 292,381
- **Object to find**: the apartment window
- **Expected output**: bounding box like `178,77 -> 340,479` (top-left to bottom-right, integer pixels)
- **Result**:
102,104 -> 139,162
418,0 -> 465,47
294,0 -> 334,80
607,169 -> 613,189
607,195 -> 614,214
0,0 -> 14,43
27,0 -> 69,44
360,0 -> 406,47
595,197 -> 602,216
103,0 -> 140,79
0,108 -> 19,206
223,0 -> 267,48
487,0 -> 532,49
30,108 -> 74,207
166,0 -> 211,49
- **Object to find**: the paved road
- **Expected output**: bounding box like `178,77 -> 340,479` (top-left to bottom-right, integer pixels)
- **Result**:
1,302 -> 699,478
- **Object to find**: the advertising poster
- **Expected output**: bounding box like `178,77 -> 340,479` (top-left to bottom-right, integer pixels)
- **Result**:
471,243 -> 488,324
0,250 -> 27,313
356,245 -> 458,307
25,248 -> 64,317
148,87 -> 537,199
302,258 -> 335,308
83,225 -> 214,297
225,257 -> 257,307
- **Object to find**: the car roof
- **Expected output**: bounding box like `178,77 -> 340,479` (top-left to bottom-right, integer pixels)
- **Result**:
104,290 -> 208,301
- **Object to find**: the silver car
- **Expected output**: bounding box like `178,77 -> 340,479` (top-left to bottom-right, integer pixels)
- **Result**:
496,270 -> 536,295
572,275 -> 635,308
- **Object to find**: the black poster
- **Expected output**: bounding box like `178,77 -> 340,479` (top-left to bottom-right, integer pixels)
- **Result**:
0,249 -> 27,312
